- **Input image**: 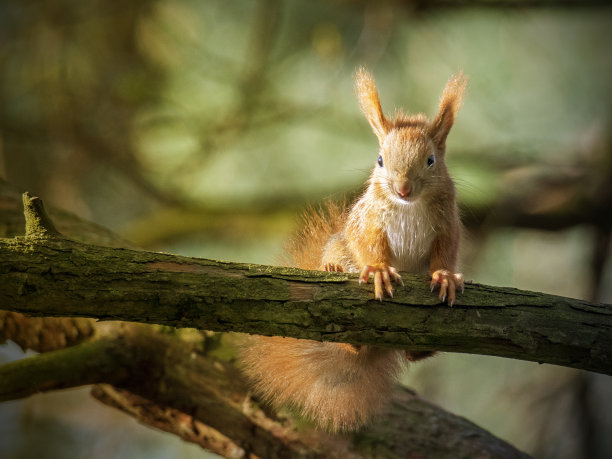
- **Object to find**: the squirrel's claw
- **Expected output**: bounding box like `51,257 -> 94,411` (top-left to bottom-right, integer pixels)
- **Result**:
388,266 -> 403,286
323,263 -> 344,272
360,264 -> 403,300
374,271 -> 384,301
430,270 -> 463,306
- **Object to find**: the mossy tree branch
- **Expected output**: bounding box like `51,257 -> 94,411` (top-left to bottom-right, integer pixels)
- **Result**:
1,203 -> 610,375
0,337 -> 126,401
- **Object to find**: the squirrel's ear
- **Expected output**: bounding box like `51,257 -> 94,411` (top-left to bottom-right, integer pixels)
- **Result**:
355,67 -> 390,144
430,72 -> 467,152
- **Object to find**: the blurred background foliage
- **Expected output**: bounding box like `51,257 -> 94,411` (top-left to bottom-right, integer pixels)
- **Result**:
1,0 -> 611,458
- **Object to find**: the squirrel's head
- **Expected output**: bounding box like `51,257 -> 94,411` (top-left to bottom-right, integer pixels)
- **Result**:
354,68 -> 467,204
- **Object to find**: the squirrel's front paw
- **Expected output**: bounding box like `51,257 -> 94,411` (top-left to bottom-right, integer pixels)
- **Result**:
430,270 -> 463,306
359,264 -> 403,301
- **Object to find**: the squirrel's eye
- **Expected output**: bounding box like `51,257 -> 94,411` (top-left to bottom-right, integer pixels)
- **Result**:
377,155 -> 383,167
427,154 -> 435,168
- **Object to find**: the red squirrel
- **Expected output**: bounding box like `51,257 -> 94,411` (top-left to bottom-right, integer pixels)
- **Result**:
241,68 -> 466,431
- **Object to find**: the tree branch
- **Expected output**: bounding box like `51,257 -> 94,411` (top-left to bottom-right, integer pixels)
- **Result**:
90,385 -> 250,459
22,192 -> 61,238
0,337 -> 126,401
0,311 -> 95,352
1,225 -> 610,375
0,325 -> 529,458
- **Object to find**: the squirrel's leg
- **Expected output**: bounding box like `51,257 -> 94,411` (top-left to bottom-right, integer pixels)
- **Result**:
321,233 -> 356,273
344,220 -> 403,301
429,233 -> 463,306
405,350 -> 437,361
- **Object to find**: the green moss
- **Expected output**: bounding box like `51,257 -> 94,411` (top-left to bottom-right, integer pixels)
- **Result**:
22,193 -> 61,238
1,236 -> 38,253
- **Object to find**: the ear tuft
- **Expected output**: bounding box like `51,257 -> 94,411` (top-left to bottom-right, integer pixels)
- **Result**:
430,72 -> 468,151
354,67 -> 390,144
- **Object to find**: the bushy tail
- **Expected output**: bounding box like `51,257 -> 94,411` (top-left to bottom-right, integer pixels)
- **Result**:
240,200 -> 403,430
240,336 -> 403,431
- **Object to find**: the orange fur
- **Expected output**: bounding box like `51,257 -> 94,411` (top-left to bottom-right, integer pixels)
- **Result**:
431,72 -> 468,153
354,66 -> 391,143
241,337 -> 403,431
282,201 -> 347,270
241,68 -> 466,431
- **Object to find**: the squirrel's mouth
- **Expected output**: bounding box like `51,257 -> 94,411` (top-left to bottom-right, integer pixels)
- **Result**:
389,192 -> 415,205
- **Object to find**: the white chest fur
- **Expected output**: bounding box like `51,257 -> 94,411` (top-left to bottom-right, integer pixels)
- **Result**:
382,201 -> 436,273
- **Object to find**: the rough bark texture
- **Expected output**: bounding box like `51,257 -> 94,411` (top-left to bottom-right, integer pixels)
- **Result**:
0,183 -> 98,352
1,233 -> 610,375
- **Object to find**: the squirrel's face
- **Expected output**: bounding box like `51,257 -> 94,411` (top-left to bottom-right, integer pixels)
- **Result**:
372,126 -> 444,205
355,68 -> 466,206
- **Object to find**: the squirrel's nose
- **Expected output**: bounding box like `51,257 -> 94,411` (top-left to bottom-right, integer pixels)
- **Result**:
396,181 -> 412,199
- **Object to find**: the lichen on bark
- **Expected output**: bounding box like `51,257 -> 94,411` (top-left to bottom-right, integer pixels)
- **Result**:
22,192 -> 61,239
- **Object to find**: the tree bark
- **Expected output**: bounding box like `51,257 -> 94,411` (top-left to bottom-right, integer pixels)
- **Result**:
1,232 -> 610,375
